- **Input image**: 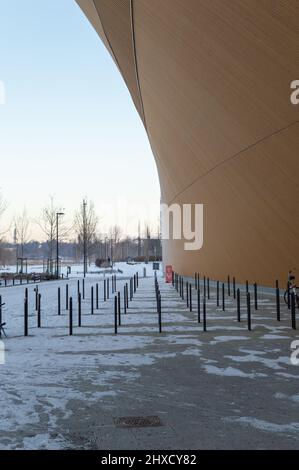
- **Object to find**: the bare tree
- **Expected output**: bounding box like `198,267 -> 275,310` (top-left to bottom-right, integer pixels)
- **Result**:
36,196 -> 67,273
74,199 -> 98,275
0,191 -> 8,239
109,225 -> 122,263
15,208 -> 30,265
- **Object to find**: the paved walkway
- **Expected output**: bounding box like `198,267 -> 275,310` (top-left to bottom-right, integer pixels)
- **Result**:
0,275 -> 298,449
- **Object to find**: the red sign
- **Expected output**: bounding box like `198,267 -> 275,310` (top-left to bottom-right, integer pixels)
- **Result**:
165,265 -> 173,283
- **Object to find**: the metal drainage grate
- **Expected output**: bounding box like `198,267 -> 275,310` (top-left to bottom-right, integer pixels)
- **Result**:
114,416 -> 162,428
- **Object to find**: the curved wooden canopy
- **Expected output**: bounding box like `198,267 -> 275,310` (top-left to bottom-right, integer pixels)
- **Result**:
76,0 -> 299,286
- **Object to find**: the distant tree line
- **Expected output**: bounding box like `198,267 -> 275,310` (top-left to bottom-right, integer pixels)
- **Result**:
0,194 -> 162,270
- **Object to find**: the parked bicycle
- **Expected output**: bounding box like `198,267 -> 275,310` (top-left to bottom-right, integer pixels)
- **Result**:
284,271 -> 299,308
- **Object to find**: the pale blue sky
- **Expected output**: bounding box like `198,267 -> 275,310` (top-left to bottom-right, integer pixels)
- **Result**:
0,0 -> 160,240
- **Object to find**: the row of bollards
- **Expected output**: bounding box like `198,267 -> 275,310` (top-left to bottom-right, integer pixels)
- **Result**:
173,272 -> 297,331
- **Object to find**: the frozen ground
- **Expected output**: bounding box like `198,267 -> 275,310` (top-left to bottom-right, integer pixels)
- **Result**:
0,264 -> 298,449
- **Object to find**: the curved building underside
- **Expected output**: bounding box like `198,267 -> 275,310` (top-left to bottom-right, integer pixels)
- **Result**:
76,0 -> 299,286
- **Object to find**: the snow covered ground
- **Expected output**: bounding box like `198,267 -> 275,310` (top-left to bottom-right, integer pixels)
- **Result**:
0,265 -> 299,450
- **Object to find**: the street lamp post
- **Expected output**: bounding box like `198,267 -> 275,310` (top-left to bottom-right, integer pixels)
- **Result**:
56,212 -> 64,278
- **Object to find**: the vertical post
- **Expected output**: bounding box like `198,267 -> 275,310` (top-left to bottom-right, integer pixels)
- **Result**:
189,283 -> 192,312
66,284 -> 69,310
107,278 -> 110,300
222,283 -> 225,311
136,272 -> 139,287
276,280 -> 280,321
182,278 -> 184,300
58,287 -> 61,315
204,276 -> 206,299
291,293 -> 296,330
104,279 -> 107,302
77,280 -> 80,296
24,290 -> 28,337
228,275 -> 231,296
112,276 -> 115,294
158,293 -> 162,333
78,292 -> 82,327
254,282 -> 258,310
82,278 -> 85,300
203,296 -> 207,332
118,291 -> 121,326
35,286 -> 38,311
207,277 -> 210,300
233,277 -> 236,299
126,283 -> 129,308
69,297 -> 73,336
114,295 -> 118,334
197,288 -> 201,323
247,292 -> 251,331
237,288 -> 241,322
217,281 -> 219,307
195,273 -> 197,290
246,280 -> 249,294
124,286 -> 127,314
186,281 -> 189,307
96,283 -> 99,310
37,293 -> 41,328
91,286 -> 94,314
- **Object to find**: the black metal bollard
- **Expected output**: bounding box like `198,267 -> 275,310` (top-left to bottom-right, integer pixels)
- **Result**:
58,287 -> 61,315
96,283 -> 99,310
228,275 -> 231,296
182,278 -> 184,300
104,279 -> 107,302
69,297 -> 73,336
189,283 -> 192,312
195,273 -> 198,290
186,281 -> 189,307
233,277 -> 236,299
222,283 -> 225,311
78,292 -> 82,327
291,293 -> 296,330
118,291 -> 121,326
237,288 -> 241,322
158,293 -> 162,333
77,280 -> 80,296
217,281 -> 219,307
66,284 -> 69,311
35,286 -> 39,311
246,280 -> 249,294
24,293 -> 28,337
134,275 -> 136,293
114,295 -> 118,334
207,277 -> 210,300
37,293 -> 41,328
203,296 -> 207,331
254,282 -> 258,310
107,278 -> 110,300
91,286 -> 94,314
276,280 -> 280,321
197,288 -> 201,323
126,283 -> 129,308
136,272 -> 139,287
82,279 -> 85,300
247,292 -> 251,331
204,276 -> 206,299
124,286 -> 127,314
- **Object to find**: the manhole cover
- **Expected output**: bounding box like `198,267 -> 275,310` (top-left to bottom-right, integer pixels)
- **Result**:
114,416 -> 162,428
